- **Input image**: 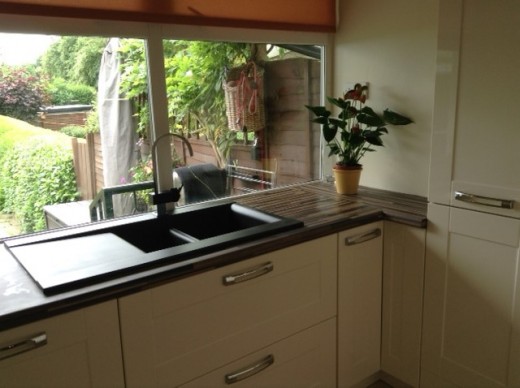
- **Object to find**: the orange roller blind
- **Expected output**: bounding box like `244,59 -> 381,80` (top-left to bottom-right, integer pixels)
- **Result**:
0,0 -> 336,32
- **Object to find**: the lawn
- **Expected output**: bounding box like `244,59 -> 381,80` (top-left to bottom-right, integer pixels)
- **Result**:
0,115 -> 71,157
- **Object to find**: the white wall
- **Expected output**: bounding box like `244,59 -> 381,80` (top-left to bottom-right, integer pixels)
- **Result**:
332,0 -> 438,197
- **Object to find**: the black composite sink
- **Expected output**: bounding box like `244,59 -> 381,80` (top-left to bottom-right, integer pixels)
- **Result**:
5,202 -> 303,295
113,203 -> 289,252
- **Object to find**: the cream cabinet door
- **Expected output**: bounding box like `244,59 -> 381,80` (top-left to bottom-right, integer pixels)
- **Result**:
119,235 -> 337,387
381,221 -> 425,387
430,0 -> 520,217
180,318 -> 336,388
338,222 -> 383,387
0,300 -> 124,388
422,204 -> 520,388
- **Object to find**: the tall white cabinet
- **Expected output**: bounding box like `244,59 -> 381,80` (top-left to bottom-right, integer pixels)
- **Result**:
424,1 -> 520,386
429,0 -> 520,215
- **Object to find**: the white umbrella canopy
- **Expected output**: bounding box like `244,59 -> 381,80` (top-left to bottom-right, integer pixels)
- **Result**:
97,37 -> 138,217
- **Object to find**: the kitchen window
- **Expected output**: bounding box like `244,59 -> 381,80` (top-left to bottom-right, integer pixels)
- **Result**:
0,13 -> 328,239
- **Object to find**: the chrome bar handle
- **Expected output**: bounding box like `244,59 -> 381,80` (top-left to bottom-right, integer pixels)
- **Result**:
223,262 -> 273,286
225,354 -> 274,384
345,228 -> 382,246
0,332 -> 47,361
454,191 -> 515,209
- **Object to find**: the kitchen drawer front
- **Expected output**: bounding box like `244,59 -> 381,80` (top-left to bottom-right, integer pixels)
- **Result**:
0,300 -> 124,388
119,234 -> 337,387
181,318 -> 336,388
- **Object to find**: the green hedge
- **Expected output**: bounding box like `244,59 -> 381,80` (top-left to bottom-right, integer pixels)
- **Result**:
0,138 -> 78,233
59,125 -> 87,139
47,78 -> 95,106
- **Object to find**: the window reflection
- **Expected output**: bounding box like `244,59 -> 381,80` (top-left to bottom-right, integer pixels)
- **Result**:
159,40 -> 322,200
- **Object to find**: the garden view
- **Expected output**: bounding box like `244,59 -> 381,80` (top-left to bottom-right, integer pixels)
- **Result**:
0,33 -> 321,238
0,36 -> 105,236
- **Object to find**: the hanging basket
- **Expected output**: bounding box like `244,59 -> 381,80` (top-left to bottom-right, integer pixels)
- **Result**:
223,61 -> 266,132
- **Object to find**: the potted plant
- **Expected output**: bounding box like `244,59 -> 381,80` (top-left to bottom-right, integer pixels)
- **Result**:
306,84 -> 413,194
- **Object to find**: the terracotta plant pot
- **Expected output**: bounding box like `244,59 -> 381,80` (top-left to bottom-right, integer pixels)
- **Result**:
333,165 -> 362,195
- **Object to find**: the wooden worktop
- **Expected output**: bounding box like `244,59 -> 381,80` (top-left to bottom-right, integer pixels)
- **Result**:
0,181 -> 427,331
236,181 -> 427,229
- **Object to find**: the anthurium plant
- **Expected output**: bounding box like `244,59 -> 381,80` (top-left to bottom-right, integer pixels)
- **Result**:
306,84 -> 413,168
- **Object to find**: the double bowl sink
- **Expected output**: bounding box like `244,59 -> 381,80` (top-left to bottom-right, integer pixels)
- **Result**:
5,202 -> 303,295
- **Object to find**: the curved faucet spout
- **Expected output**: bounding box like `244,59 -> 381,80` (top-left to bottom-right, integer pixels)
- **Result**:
150,132 -> 194,215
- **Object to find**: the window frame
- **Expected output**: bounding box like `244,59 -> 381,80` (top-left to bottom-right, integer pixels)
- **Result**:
0,12 -> 332,225
0,0 -> 336,33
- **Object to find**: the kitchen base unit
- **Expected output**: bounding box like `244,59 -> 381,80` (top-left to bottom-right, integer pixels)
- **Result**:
119,235 -> 337,387
0,300 -> 124,388
381,221 -> 425,387
421,204 -> 520,388
338,222 -> 383,387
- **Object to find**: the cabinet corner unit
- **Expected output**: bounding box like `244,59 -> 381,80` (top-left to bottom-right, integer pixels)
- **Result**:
381,221 -> 426,388
338,222 -> 384,387
337,220 -> 426,388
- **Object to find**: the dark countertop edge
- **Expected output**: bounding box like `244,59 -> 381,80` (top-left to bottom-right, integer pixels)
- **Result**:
0,212 -> 385,331
0,182 -> 427,331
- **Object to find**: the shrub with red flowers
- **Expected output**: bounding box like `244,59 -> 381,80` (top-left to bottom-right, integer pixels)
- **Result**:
306,83 -> 413,167
0,66 -> 48,122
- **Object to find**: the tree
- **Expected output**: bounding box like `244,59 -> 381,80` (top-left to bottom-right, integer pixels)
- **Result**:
164,41 -> 249,127
0,66 -> 48,121
118,39 -> 250,167
118,39 -> 150,138
40,36 -> 107,88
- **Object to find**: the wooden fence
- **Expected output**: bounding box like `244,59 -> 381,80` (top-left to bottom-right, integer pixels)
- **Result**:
71,132 -> 104,200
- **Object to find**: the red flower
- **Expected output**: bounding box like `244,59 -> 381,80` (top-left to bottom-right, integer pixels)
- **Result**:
344,83 -> 367,103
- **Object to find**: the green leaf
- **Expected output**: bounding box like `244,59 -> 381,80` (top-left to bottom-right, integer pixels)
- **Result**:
339,106 -> 357,121
323,123 -> 338,143
312,117 -> 329,125
364,132 -> 384,146
328,143 -> 341,156
329,117 -> 347,129
305,105 -> 330,117
346,132 -> 365,147
327,96 -> 349,109
357,112 -> 385,127
360,106 -> 379,118
383,109 -> 413,125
